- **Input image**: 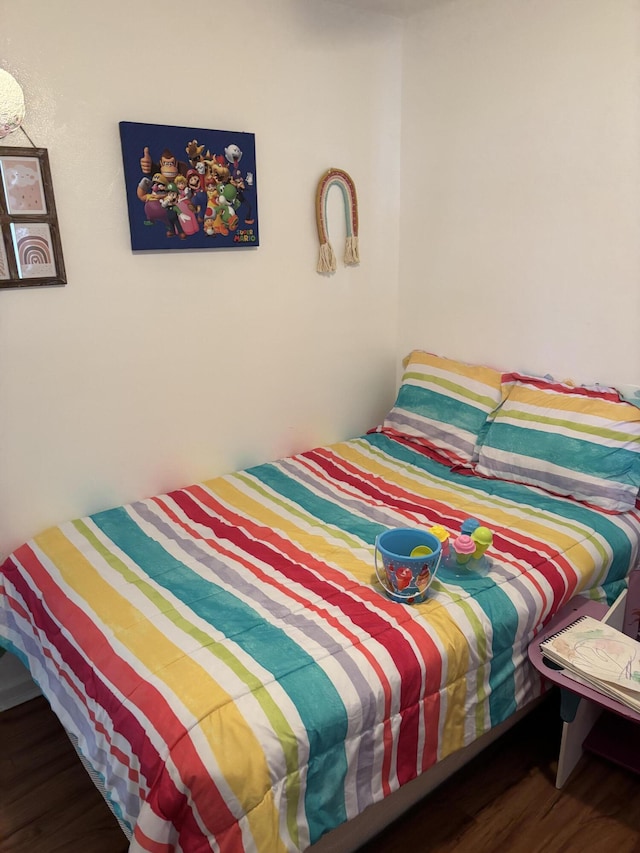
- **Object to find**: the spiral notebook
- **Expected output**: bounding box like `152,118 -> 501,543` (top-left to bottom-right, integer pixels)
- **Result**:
540,614 -> 640,713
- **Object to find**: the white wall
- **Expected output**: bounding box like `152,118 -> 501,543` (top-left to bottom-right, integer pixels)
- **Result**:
399,0 -> 640,385
3,0 -> 640,560
0,0 -> 403,556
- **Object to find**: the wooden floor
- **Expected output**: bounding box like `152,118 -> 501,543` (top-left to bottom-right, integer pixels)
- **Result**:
1,694 -> 639,853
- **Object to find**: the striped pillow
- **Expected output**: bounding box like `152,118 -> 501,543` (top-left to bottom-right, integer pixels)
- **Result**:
475,374 -> 640,512
382,350 -> 503,466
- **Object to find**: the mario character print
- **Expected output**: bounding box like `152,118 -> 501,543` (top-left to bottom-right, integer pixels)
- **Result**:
119,121 -> 259,252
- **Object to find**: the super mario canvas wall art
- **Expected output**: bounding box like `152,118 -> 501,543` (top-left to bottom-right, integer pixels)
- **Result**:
119,121 -> 259,252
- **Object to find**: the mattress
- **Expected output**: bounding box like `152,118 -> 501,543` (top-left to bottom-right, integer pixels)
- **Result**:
2,432 -> 639,852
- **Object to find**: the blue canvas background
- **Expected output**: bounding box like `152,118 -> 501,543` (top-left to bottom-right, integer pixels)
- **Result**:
119,121 -> 259,252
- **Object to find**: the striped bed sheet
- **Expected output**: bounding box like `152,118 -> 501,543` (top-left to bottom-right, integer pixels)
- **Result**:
1,431 -> 639,852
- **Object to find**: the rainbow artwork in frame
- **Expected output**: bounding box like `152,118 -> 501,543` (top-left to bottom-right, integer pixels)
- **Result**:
0,146 -> 66,289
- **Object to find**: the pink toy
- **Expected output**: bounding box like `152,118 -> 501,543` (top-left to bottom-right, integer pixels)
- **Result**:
452,534 -> 476,565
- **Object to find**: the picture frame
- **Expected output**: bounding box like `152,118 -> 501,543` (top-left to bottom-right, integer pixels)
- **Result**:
119,121 -> 259,252
0,146 -> 66,289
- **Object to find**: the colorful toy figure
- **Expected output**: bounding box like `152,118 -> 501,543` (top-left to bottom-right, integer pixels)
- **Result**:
214,184 -> 240,234
139,146 -> 189,182
161,183 -> 187,239
137,173 -> 171,231
173,175 -> 199,235
225,143 -> 254,224
204,174 -> 220,222
186,169 -> 207,223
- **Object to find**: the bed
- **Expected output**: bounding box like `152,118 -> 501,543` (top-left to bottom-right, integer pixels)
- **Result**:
2,350 -> 640,853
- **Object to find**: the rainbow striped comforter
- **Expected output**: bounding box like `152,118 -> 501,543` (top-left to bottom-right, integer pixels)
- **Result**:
2,432 -> 639,852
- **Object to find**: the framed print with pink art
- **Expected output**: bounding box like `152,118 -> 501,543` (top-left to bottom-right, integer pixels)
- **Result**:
0,147 -> 66,288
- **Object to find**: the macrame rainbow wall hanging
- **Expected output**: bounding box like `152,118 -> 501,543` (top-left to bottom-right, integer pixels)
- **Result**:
315,168 -> 359,273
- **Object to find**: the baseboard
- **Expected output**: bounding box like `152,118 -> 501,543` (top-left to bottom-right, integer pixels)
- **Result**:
0,651 -> 41,711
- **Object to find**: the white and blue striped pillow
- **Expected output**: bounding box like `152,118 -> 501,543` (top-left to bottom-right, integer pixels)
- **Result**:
382,350 -> 503,466
475,374 -> 640,512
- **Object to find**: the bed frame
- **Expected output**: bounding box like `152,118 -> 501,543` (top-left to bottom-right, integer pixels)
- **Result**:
2,353 -> 638,853
62,692 -> 541,852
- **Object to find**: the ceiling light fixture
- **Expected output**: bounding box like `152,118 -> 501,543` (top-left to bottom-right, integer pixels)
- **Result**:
0,68 -> 26,139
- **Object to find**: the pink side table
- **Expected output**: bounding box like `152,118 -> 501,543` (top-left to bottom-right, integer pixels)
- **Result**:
528,589 -> 640,787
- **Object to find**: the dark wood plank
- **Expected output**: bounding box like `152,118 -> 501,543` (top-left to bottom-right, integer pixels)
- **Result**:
357,694 -> 640,853
1,693 -> 638,852
0,697 -> 128,853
